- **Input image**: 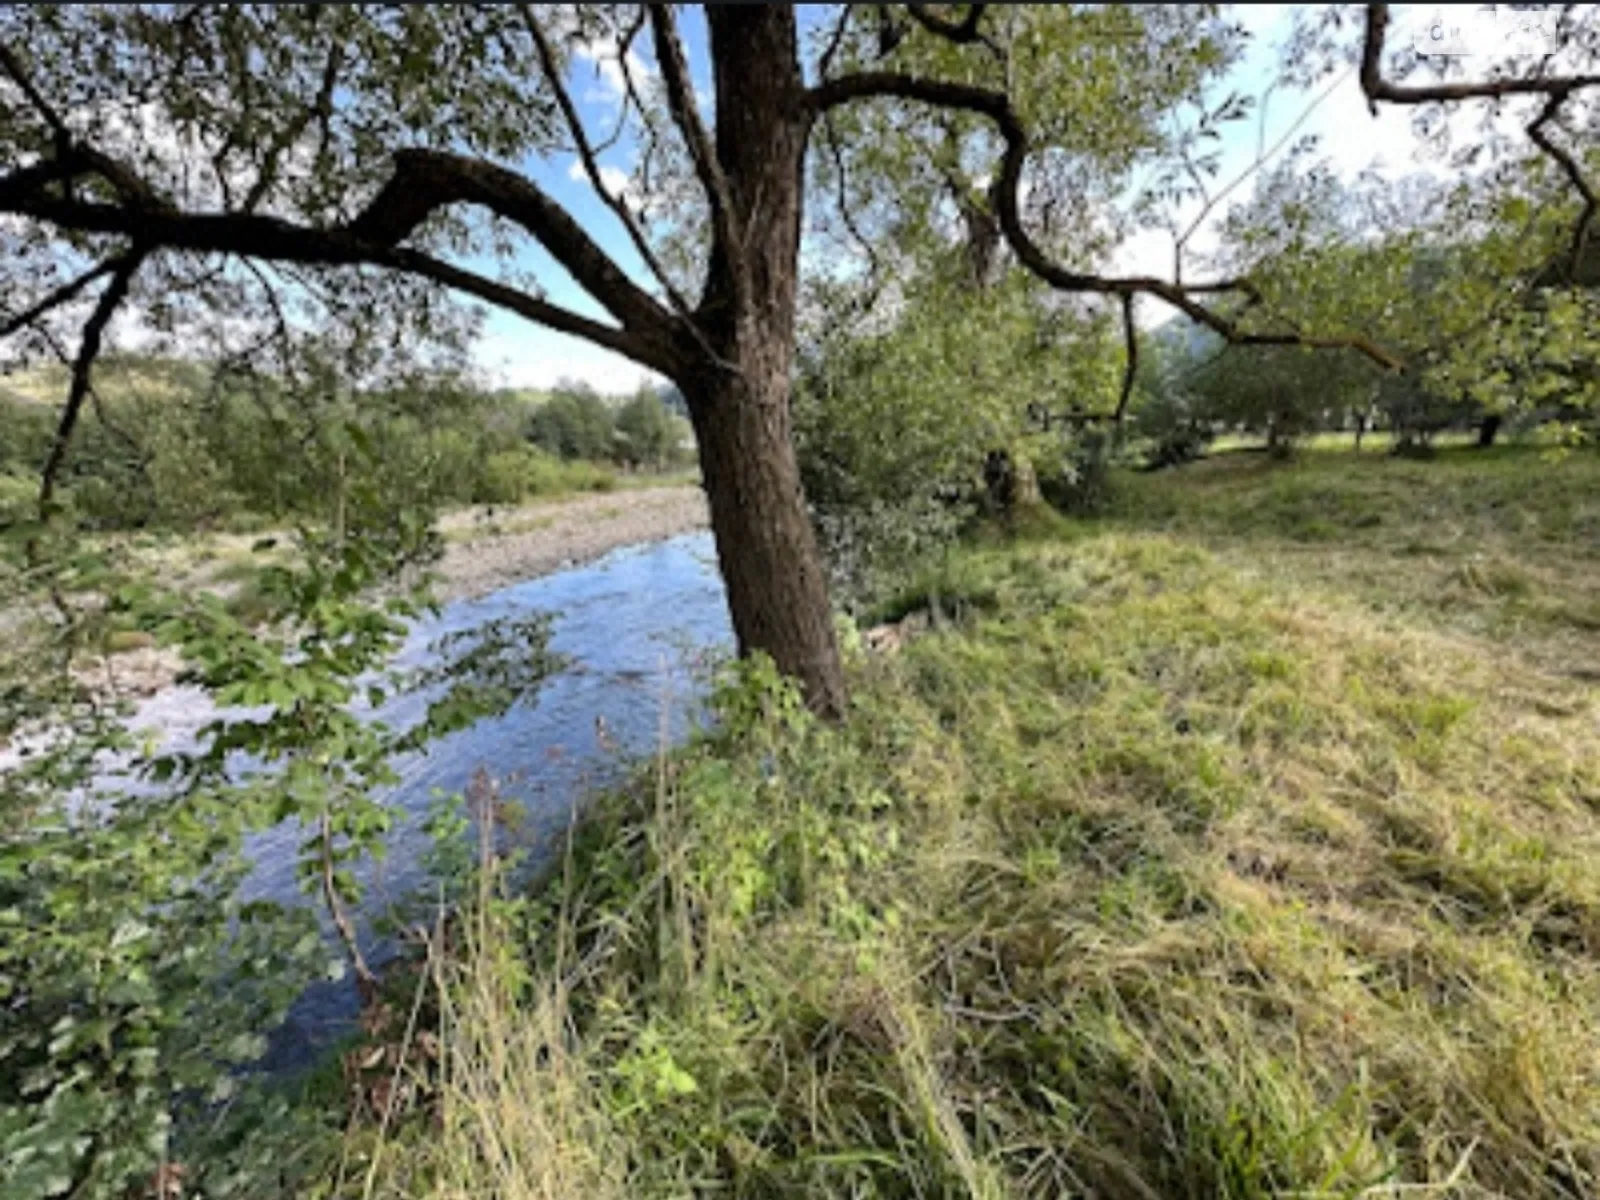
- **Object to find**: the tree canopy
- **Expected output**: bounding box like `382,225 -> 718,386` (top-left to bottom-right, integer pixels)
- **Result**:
2,4 -> 1597,712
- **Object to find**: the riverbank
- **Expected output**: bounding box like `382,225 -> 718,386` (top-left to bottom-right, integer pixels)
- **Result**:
354,450 -> 1600,1198
74,483 -> 710,699
433,484 -> 709,601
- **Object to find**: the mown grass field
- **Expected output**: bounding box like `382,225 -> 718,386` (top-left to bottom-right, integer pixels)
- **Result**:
351,445 -> 1600,1199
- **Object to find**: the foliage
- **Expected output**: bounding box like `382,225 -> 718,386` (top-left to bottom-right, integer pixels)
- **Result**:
795,267 -> 1123,599
1,425 -> 560,1197
525,382 -> 616,464
612,388 -> 690,471
1188,343 -> 1379,456
363,446 -> 1600,1198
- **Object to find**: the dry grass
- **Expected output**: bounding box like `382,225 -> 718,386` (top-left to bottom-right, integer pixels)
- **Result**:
354,447 -> 1600,1198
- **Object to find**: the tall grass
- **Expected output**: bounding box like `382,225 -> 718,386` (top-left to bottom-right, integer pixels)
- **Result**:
350,449 -> 1600,1198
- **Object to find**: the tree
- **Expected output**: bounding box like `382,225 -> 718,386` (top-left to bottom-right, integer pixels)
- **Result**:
527,380 -> 615,461
1189,343 -> 1378,456
3,5 -> 1596,714
613,385 -> 685,469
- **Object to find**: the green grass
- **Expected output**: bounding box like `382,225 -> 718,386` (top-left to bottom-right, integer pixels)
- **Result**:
349,447 -> 1600,1198
1104,446 -> 1600,677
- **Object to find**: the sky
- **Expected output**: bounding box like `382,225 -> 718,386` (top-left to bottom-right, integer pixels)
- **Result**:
473,5 -> 1550,391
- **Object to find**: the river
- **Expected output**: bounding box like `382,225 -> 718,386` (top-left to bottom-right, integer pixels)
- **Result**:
114,530 -> 731,1070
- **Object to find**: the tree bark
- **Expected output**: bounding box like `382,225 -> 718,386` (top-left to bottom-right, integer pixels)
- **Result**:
1477,413 -> 1502,447
674,7 -> 846,717
685,365 -> 845,717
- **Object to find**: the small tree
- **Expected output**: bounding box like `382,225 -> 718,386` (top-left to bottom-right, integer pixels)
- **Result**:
526,381 -> 615,462
613,386 -> 685,470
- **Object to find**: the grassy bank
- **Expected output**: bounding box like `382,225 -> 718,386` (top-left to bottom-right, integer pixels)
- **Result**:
350,447 -> 1599,1198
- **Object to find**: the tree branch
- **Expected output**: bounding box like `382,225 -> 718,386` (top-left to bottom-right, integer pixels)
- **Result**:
0,259 -> 119,340
905,5 -> 1000,57
1360,3 -> 1599,291
1359,3 -> 1600,109
807,72 -> 1404,370
1526,92 -> 1597,284
1115,292 -> 1137,422
521,5 -> 693,317
822,112 -> 883,286
5,188 -> 677,372
346,148 -> 668,334
816,4 -> 855,82
595,7 -> 650,157
37,248 -> 147,520
646,4 -> 740,261
0,38 -> 163,208
240,40 -> 343,212
384,247 -> 676,373
0,39 -> 70,140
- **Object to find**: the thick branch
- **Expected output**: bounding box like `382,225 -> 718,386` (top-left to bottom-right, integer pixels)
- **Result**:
6,191 -> 675,372
347,148 -> 667,333
38,248 -> 146,519
808,72 -> 1404,370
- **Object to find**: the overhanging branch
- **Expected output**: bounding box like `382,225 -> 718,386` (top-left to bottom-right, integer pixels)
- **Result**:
806,72 -> 1404,371
1359,4 -> 1600,108
1360,3 -> 1599,288
346,148 -> 668,334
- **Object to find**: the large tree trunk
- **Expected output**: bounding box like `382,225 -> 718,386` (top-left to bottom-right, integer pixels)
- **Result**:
685,366 -> 845,717
675,7 -> 846,716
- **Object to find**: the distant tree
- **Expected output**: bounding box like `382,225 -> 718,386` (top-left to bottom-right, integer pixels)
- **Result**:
613,386 -> 685,469
655,382 -> 689,419
1190,343 -> 1377,457
526,380 -> 615,461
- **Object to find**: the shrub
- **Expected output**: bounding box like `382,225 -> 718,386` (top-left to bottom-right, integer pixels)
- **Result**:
475,449 -> 534,505
0,472 -> 37,528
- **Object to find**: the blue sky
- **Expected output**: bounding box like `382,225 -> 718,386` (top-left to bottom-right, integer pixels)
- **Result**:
473,5 -> 1524,391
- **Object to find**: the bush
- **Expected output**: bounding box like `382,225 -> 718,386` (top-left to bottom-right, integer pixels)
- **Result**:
0,472 -> 37,528
1037,427 -> 1119,515
526,385 -> 615,461
475,449 -> 534,505
613,390 -> 690,469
